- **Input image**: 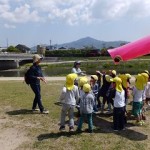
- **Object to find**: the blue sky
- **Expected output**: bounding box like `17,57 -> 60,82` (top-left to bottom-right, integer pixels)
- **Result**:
0,0 -> 150,48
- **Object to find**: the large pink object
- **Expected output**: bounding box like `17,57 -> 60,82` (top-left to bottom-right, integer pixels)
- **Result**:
107,36 -> 150,63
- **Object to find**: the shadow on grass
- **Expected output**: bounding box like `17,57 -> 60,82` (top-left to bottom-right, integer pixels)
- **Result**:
54,102 -> 62,106
37,114 -> 147,142
6,109 -> 36,115
93,115 -> 148,141
38,131 -> 79,141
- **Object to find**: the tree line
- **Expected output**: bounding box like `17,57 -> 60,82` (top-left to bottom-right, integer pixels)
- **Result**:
45,47 -> 110,57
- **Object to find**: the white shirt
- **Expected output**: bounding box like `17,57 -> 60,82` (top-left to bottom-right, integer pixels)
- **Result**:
114,90 -> 125,108
59,85 -> 79,105
79,89 -> 85,98
132,86 -> 145,102
72,67 -> 84,75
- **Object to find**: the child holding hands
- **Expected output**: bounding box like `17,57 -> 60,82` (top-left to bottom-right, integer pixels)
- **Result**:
59,73 -> 79,132
77,83 -> 95,133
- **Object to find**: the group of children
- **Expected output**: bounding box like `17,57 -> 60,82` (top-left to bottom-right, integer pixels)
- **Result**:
59,69 -> 150,133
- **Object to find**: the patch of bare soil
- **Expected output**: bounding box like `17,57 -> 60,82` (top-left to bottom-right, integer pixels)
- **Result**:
0,108 -> 29,150
0,127 -> 28,150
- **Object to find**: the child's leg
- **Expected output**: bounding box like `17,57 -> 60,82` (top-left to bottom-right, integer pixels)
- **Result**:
87,113 -> 93,132
93,97 -> 98,112
118,107 -> 125,130
77,114 -> 84,130
136,114 -> 141,123
68,105 -> 75,128
101,96 -> 107,113
113,108 -> 120,130
60,104 -> 68,127
97,90 -> 101,108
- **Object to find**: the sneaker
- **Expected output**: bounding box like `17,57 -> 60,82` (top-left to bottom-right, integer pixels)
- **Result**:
135,121 -> 142,126
141,120 -> 145,125
32,108 -> 40,113
41,110 -> 49,114
76,128 -> 82,133
76,105 -> 80,108
93,110 -> 99,115
85,129 -> 93,133
88,130 -> 93,133
59,126 -> 65,131
114,129 -> 119,132
120,128 -> 126,131
69,126 -> 74,132
105,110 -> 113,115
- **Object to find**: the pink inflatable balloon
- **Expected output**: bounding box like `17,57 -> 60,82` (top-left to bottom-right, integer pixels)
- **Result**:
107,35 -> 150,63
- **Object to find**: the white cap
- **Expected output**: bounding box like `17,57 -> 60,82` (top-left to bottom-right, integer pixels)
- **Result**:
33,54 -> 42,63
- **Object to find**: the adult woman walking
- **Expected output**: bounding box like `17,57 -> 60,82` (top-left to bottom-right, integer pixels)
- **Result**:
29,54 -> 49,114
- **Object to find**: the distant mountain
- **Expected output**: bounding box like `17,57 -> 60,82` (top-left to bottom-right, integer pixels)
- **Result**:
30,37 -> 128,52
57,37 -> 128,49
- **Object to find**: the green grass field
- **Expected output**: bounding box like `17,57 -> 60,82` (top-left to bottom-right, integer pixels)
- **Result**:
0,80 -> 150,150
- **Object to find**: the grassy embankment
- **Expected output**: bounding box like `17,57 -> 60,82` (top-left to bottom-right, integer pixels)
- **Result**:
45,56 -> 150,76
0,80 -> 150,150
23,56 -> 150,77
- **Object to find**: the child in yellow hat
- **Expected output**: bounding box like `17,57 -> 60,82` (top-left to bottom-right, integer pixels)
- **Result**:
110,77 -> 126,131
100,73 -> 112,113
118,73 -> 132,122
75,77 -> 88,124
132,74 -> 146,126
96,71 -> 102,108
90,75 -> 99,112
59,73 -> 80,132
77,83 -> 95,133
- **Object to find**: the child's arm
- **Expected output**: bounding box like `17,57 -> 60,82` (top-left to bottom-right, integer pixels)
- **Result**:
92,84 -> 99,95
59,87 -> 66,102
75,86 -> 80,104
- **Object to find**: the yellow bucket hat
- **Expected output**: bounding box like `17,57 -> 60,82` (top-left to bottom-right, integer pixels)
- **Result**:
91,75 -> 98,81
66,73 -> 78,90
78,77 -> 88,87
105,75 -> 112,82
141,73 -> 149,85
112,70 -> 116,76
135,74 -> 145,90
83,83 -> 91,93
110,77 -> 123,92
118,74 -> 131,88
144,70 -> 149,75
125,73 -> 131,79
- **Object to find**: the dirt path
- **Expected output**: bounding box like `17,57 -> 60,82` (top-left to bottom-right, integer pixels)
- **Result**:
0,106 -> 29,150
0,76 -> 136,82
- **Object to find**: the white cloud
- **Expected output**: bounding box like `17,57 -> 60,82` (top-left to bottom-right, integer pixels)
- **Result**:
0,0 -> 9,4
4,23 -> 16,29
32,0 -> 95,25
31,0 -> 150,25
1,0 -> 150,25
0,3 -> 41,23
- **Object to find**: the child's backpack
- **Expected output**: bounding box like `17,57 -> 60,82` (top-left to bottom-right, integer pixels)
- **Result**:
24,67 -> 32,85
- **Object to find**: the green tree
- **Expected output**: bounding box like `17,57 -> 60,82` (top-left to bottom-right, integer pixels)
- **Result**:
7,46 -> 20,53
100,48 -> 109,56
